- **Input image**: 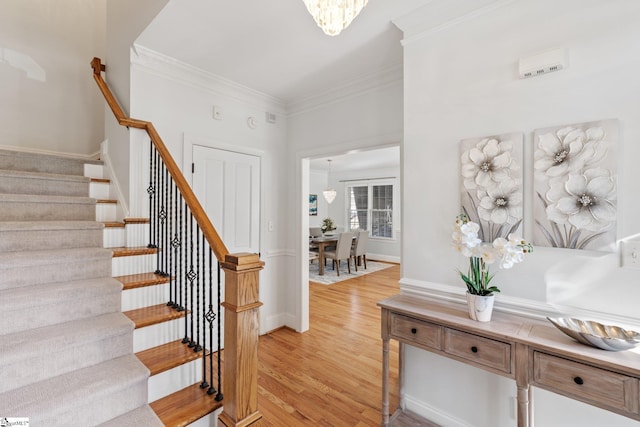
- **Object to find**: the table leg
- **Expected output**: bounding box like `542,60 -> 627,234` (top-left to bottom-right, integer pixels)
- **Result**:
382,337 -> 390,427
318,243 -> 325,276
517,384 -> 531,427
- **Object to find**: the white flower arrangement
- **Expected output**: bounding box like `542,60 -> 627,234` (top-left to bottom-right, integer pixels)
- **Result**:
453,214 -> 533,296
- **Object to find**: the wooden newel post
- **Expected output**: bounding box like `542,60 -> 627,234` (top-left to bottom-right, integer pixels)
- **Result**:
219,252 -> 264,427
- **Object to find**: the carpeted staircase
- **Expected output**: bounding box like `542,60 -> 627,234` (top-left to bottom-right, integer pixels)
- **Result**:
0,149 -> 163,426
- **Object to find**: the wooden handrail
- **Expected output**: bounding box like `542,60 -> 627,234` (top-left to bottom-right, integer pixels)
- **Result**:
91,57 -> 229,262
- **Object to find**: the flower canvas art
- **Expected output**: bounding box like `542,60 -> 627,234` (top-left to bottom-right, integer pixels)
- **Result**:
533,119 -> 618,251
460,133 -> 524,242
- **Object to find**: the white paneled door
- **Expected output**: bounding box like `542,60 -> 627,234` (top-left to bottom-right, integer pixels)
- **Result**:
191,145 -> 260,255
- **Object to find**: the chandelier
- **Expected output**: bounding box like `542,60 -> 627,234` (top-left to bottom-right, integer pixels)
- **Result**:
302,0 -> 369,36
323,159 -> 337,204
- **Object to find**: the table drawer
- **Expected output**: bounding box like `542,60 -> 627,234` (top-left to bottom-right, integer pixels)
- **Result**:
390,313 -> 442,351
533,352 -> 639,414
444,328 -> 511,374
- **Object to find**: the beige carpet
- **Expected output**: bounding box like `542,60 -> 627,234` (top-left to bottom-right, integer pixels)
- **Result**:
309,260 -> 394,285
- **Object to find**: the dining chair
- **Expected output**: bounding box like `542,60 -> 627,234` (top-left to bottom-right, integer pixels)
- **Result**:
351,230 -> 368,271
309,227 -> 323,238
309,227 -> 323,253
324,232 -> 353,276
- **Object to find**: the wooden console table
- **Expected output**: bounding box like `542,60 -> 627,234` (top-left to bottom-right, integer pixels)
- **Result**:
379,294 -> 640,427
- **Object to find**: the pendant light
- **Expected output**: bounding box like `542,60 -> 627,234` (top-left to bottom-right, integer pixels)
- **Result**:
323,159 -> 337,204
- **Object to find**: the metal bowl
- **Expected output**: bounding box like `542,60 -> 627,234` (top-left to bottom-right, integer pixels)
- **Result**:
547,317 -> 640,351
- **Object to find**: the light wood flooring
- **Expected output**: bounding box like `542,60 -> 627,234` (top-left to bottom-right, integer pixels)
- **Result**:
254,263 -> 401,426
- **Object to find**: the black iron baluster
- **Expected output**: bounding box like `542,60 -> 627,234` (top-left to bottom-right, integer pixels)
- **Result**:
147,140 -> 156,249
177,199 -> 185,312
202,247 -> 215,391
215,261 -> 223,401
155,153 -> 163,274
185,213 -> 196,348
162,169 -> 170,277
169,182 -> 180,309
193,231 -> 203,352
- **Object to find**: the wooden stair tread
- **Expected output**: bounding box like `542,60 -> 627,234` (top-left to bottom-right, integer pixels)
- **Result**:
103,221 -> 125,228
112,246 -> 157,257
96,199 -> 117,204
90,177 -> 110,183
151,382 -> 224,427
124,217 -> 150,224
124,303 -> 186,328
116,272 -> 170,290
137,339 -> 208,376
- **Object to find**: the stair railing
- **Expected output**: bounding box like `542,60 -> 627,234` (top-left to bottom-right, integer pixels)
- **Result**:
91,57 -> 263,427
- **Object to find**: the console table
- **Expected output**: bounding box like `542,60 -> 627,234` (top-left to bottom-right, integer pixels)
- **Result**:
378,294 -> 640,427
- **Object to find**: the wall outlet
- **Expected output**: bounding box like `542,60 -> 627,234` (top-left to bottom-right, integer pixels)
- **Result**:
621,240 -> 640,269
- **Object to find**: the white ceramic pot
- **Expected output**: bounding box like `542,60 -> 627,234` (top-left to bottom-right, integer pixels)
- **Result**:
466,292 -> 495,322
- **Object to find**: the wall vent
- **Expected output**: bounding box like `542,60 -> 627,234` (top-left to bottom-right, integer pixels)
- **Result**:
519,48 -> 567,79
265,112 -> 276,124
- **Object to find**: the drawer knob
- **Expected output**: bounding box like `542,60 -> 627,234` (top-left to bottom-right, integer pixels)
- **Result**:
471,346 -> 478,353
411,328 -> 417,334
573,376 -> 584,385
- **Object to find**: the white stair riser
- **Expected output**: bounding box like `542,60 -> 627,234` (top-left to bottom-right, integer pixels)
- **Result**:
148,358 -> 202,402
126,223 -> 149,247
187,411 -> 221,427
90,181 -> 110,199
96,203 -> 117,222
133,318 -> 184,353
104,227 -> 125,248
84,163 -> 104,179
112,253 -> 156,277
122,283 -> 171,311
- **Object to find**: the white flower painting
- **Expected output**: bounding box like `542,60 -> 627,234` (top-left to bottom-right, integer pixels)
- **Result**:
533,119 -> 618,251
460,133 -> 524,242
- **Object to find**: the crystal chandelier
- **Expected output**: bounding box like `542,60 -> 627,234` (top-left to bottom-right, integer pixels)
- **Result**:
302,0 -> 369,36
323,159 -> 337,204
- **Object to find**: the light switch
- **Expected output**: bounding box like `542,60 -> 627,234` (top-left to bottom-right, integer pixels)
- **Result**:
621,240 -> 640,269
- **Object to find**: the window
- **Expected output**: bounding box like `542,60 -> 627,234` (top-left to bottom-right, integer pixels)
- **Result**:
346,180 -> 394,239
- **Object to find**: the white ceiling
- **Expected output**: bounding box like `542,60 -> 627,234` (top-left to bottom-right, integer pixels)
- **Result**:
310,146 -> 399,172
136,0 -> 432,104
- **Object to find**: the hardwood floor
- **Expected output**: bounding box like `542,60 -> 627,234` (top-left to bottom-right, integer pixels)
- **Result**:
255,263 -> 401,426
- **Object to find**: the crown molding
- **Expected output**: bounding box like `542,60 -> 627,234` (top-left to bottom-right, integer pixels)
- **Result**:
286,63 -> 403,117
131,44 -> 287,114
393,0 -> 516,45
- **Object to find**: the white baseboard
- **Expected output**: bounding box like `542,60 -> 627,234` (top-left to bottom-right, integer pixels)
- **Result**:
0,144 -> 100,160
367,253 -> 400,264
261,312 -> 291,335
100,140 -> 128,220
403,393 -> 474,427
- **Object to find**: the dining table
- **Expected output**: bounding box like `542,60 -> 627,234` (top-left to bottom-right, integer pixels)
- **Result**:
310,234 -> 355,275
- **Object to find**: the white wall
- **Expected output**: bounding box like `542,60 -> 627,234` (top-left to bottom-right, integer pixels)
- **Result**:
104,0 -> 168,205
129,47 -> 290,334
289,78 -> 404,331
399,0 -> 640,425
0,0 -> 106,156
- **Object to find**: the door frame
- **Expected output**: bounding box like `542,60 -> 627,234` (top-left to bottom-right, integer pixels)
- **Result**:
183,132 -> 265,253
296,137 -> 402,333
